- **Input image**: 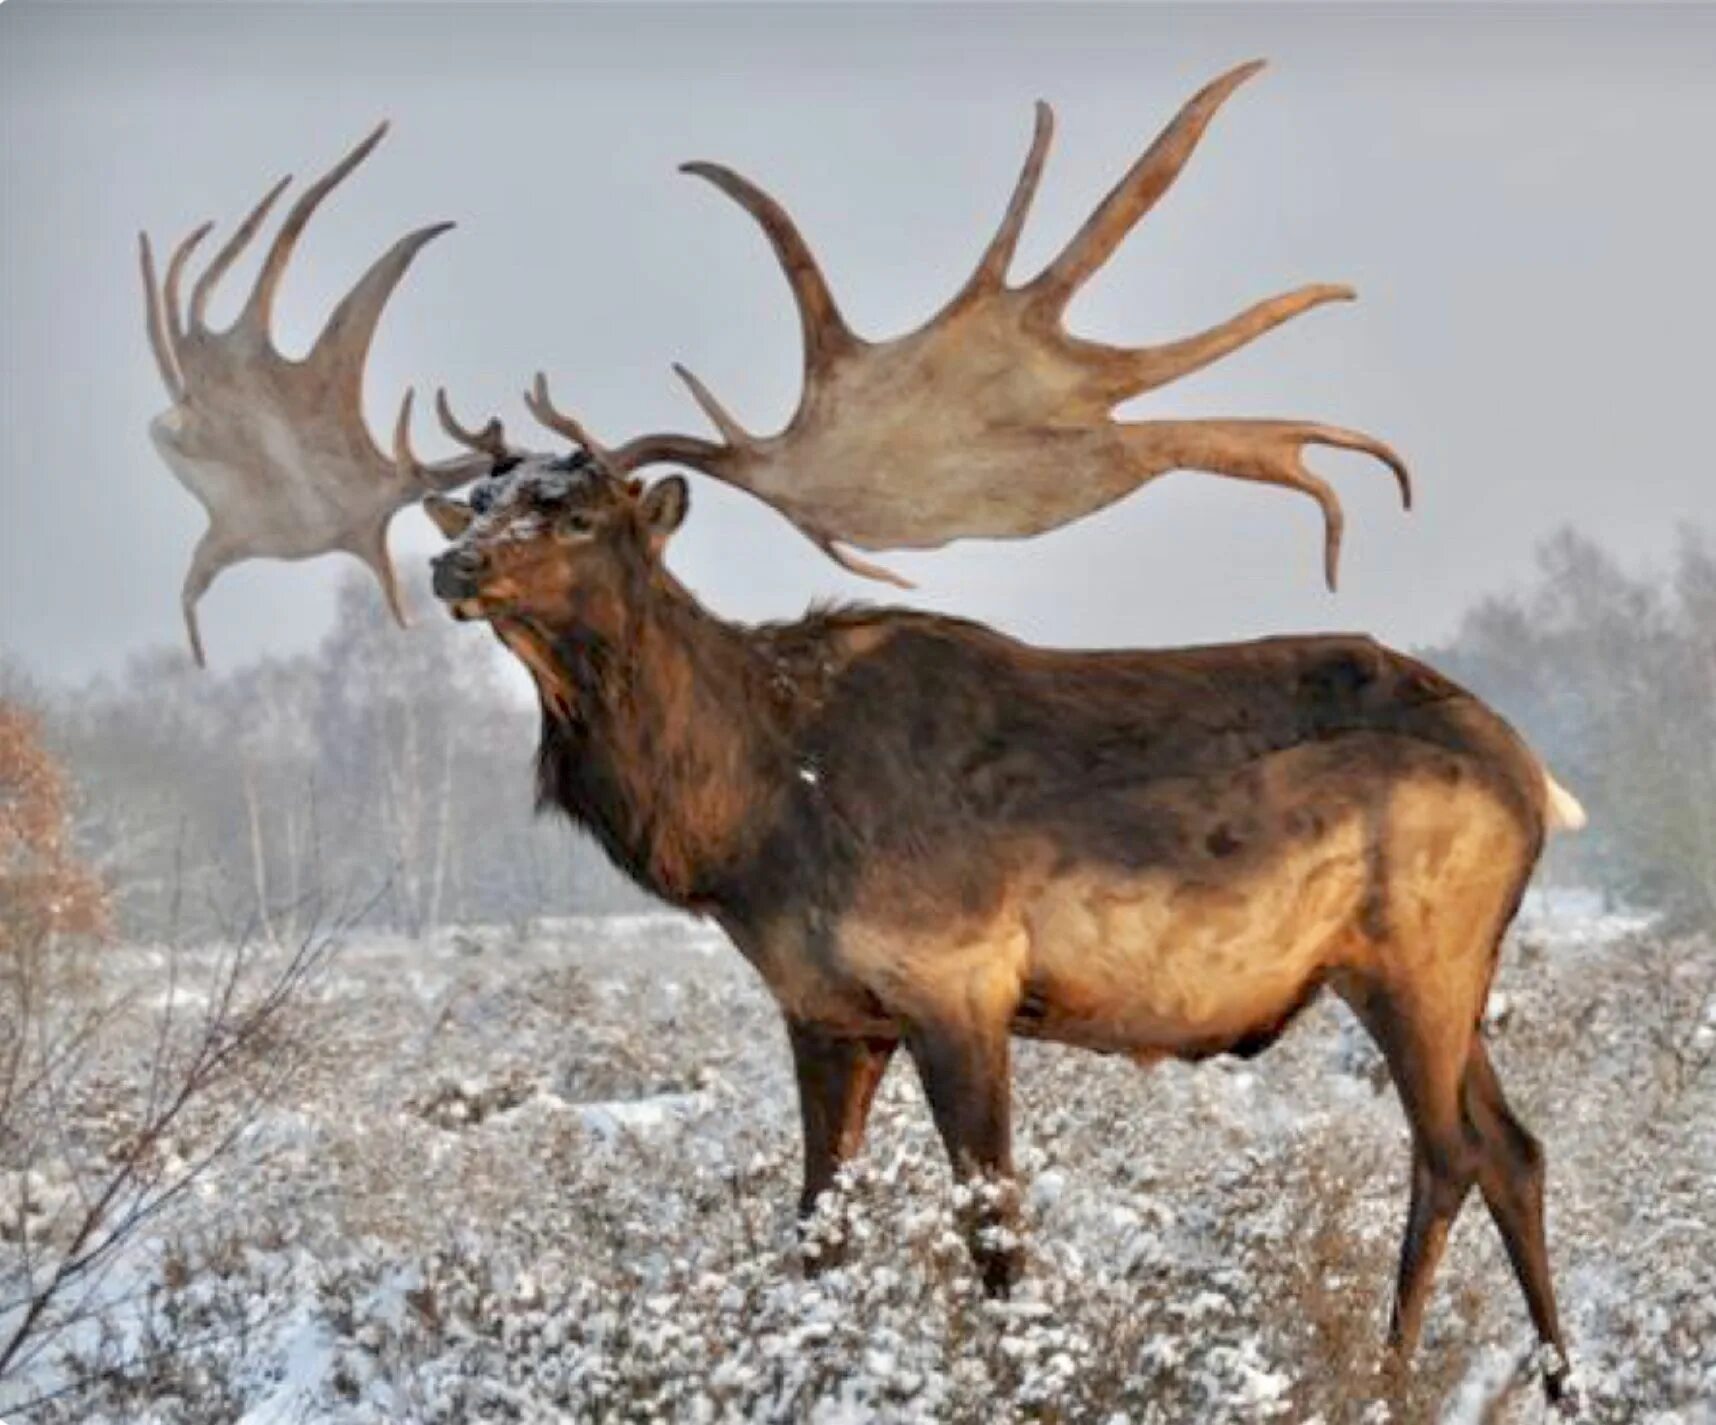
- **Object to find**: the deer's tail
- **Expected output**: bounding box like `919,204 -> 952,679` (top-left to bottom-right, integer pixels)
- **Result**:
1542,766 -> 1588,833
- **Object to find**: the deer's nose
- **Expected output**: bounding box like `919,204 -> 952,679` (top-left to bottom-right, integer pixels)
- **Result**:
431,546 -> 485,600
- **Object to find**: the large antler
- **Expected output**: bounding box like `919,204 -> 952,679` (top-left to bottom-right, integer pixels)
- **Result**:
530,61 -> 1409,589
140,123 -> 489,665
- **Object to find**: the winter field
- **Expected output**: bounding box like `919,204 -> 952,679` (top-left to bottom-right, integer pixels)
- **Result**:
2,895 -> 1712,1425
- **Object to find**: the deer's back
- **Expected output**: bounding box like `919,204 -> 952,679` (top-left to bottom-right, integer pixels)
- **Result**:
778,614 -> 1544,852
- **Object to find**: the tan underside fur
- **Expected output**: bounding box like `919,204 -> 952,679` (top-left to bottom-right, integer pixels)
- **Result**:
797,737 -> 1536,1053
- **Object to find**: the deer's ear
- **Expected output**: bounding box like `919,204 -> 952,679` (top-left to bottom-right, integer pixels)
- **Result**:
423,495 -> 474,539
640,476 -> 689,545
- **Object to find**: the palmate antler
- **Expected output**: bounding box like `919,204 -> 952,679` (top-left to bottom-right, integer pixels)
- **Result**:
529,60 -> 1409,589
140,124 -> 489,664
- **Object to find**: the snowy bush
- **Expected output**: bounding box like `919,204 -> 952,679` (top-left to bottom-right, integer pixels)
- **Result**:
0,902 -> 1710,1423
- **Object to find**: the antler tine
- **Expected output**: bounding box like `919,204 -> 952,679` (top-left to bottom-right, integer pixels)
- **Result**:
524,372 -> 624,477
355,521 -> 410,630
1108,283 -> 1355,397
237,122 -> 391,340
181,531 -> 234,670
1121,419 -> 1411,590
947,100 -> 1055,312
681,161 -> 857,380
813,536 -> 915,590
142,222 -> 221,399
497,372 -> 733,483
188,174 -> 291,333
1309,424 -> 1412,511
1029,59 -> 1265,310
162,222 -> 214,350
138,234 -> 182,401
392,387 -> 423,483
670,363 -> 753,450
434,388 -> 511,460
391,387 -> 499,494
311,220 -> 455,396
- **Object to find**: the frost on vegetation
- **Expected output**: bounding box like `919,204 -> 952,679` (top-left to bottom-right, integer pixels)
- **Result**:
2,900 -> 1713,1423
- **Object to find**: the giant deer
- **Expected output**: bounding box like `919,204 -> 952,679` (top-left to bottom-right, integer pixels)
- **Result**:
141,64 -> 1582,1402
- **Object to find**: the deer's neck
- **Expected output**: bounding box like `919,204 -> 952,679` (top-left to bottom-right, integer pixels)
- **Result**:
528,578 -> 787,909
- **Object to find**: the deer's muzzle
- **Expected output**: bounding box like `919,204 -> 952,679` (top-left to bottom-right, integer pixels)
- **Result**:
431,547 -> 485,601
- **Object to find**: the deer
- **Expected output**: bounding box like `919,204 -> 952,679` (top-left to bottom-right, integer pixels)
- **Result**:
138,63 -> 1583,1403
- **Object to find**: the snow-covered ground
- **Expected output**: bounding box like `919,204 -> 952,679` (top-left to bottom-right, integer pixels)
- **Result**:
3,896 -> 1712,1423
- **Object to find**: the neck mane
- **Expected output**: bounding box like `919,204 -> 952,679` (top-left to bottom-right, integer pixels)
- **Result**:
522,572 -> 790,909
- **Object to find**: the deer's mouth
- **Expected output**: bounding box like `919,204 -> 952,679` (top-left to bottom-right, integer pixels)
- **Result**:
430,560 -> 499,621
431,565 -> 517,622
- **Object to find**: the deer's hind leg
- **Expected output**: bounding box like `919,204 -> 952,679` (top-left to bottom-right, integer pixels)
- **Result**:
1462,1036 -> 1569,1402
1340,976 -> 1482,1358
1339,783 -> 1550,1365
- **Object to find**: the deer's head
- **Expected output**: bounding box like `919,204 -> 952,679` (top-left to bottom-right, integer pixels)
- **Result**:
424,430 -> 688,641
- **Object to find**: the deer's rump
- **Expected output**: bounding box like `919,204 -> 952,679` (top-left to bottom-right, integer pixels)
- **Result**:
995,728 -> 1536,1057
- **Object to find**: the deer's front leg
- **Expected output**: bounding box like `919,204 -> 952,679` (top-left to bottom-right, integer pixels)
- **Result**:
786,1021 -> 896,1272
906,1015 -> 1021,1297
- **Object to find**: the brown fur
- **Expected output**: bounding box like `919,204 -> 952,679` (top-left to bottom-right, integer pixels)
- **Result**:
427,462 -> 1571,1402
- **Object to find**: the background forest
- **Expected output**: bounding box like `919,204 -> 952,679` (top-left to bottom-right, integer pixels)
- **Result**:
4,578 -> 650,945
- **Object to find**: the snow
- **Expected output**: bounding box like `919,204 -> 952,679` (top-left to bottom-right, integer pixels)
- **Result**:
3,898 -> 1712,1422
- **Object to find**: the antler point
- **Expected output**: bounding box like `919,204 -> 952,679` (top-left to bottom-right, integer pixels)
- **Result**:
1392,456 -> 1414,511
671,361 -> 751,447
392,388 -> 424,483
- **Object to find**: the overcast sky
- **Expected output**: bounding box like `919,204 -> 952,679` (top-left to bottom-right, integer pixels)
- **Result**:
3,3 -> 1712,685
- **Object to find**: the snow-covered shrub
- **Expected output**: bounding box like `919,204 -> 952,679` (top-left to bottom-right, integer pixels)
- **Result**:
2,903 -> 1711,1422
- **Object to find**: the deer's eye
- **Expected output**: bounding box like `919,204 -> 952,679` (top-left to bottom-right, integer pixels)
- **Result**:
560,510 -> 595,536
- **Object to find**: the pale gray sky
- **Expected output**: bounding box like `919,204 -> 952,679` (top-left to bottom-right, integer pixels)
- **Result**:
3,3 -> 1712,683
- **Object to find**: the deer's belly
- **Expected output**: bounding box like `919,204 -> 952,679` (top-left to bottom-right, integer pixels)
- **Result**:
1015,816 -> 1369,1055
